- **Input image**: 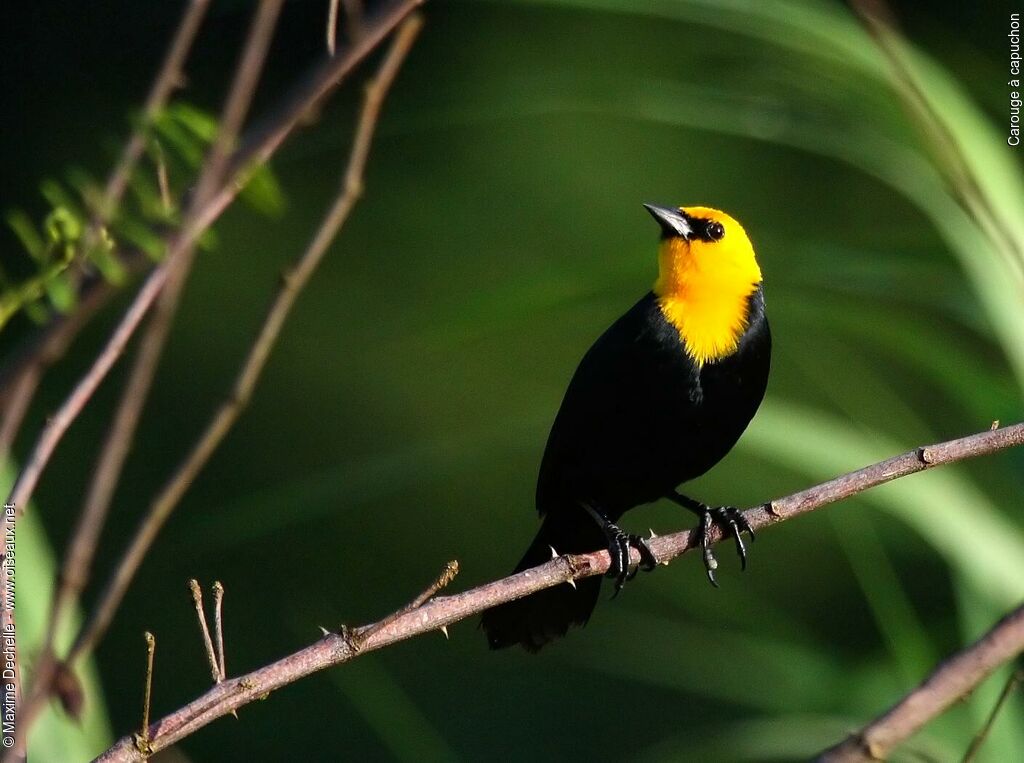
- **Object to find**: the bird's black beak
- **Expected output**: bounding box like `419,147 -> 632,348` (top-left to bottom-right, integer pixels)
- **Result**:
643,203 -> 692,240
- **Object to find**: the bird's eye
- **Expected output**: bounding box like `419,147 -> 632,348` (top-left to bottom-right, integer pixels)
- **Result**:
707,221 -> 725,241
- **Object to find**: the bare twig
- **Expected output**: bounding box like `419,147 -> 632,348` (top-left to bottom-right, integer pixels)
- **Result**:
11,6 -> 425,744
136,632 -> 157,757
65,14 -> 423,675
1,0 -> 423,524
98,0 -> 285,521
188,0 -> 284,215
93,422 -> 1024,762
212,582 -> 226,681
62,0 -> 283,613
817,604 -> 1024,762
97,0 -> 211,224
357,559 -> 459,645
191,0 -> 423,238
14,2 -> 284,743
0,278 -> 111,457
4,263 -> 166,511
0,0 -> 209,455
152,141 -> 173,214
4,0 -> 422,516
189,581 -> 220,684
343,0 -> 366,42
961,668 -> 1023,763
327,0 -> 341,55
0,367 -> 41,459
0,0 -> 422,418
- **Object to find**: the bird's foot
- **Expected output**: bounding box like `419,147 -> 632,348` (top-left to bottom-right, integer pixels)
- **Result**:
695,504 -> 755,587
602,524 -> 659,596
579,503 -> 659,595
668,492 -> 755,585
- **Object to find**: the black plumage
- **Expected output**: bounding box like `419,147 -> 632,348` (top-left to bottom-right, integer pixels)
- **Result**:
482,285 -> 771,651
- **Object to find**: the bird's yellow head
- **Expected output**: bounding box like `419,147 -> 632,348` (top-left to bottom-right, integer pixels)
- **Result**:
646,204 -> 762,366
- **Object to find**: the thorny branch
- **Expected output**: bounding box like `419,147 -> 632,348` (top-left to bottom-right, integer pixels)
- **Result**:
93,422 -> 1023,762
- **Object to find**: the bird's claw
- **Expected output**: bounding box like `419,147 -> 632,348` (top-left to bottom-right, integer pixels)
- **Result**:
697,505 -> 754,585
604,528 -> 659,597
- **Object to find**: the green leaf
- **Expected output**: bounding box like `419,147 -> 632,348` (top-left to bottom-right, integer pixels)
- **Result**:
40,181 -> 86,238
237,161 -> 286,217
168,102 -> 219,143
5,209 -> 46,261
44,271 -> 78,314
111,216 -> 166,260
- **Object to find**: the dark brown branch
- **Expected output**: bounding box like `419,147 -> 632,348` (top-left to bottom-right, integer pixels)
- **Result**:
327,0 -> 341,55
0,0 -> 208,443
188,0 -> 424,238
9,4 -> 425,752
816,603 -> 1024,762
0,279 -> 114,460
3,0 -> 423,516
65,10 -> 423,676
13,2 -> 284,743
97,0 -> 212,222
93,422 -> 1023,763
0,0 -> 422,415
0,0 -> 206,449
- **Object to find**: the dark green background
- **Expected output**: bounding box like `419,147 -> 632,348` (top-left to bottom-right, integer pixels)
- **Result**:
3,1 -> 1023,760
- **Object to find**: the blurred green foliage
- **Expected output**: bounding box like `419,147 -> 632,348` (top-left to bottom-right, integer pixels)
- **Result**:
2,0 -> 1022,761
0,102 -> 282,332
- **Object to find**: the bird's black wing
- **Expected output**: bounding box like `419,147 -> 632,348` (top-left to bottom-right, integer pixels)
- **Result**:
535,292 -> 702,516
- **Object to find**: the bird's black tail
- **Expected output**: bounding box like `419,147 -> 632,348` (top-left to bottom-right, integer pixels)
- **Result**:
481,510 -> 604,652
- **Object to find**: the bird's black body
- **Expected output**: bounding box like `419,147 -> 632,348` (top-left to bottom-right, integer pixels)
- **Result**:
482,287 -> 770,651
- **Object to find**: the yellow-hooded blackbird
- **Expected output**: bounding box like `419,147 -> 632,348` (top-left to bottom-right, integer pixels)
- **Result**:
481,204 -> 771,652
